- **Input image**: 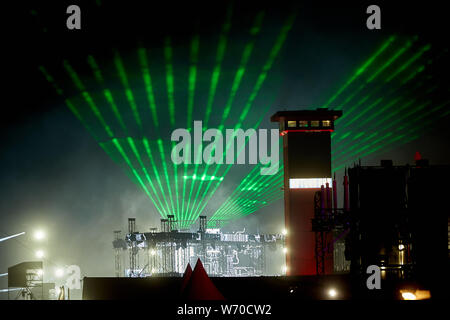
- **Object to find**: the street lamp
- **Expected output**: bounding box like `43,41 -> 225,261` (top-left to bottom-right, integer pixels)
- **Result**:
34,230 -> 46,241
55,268 -> 64,278
328,288 -> 338,298
35,249 -> 45,259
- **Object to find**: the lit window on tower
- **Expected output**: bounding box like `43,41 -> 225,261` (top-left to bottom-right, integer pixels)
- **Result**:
299,120 -> 308,127
311,120 -> 320,127
322,120 -> 331,127
287,121 -> 297,128
289,178 -> 332,189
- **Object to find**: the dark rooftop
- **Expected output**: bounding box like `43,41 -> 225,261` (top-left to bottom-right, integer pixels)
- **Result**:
271,108 -> 343,122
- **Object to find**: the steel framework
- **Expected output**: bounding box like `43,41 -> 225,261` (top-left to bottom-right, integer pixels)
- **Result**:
113,217 -> 284,277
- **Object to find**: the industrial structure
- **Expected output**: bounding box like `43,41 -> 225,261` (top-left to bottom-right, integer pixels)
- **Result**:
271,108 -> 342,276
345,158 -> 450,297
304,155 -> 449,298
7,261 -> 45,300
113,216 -> 284,277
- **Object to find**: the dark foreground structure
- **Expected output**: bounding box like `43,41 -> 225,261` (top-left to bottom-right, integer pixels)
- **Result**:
82,274 -> 402,300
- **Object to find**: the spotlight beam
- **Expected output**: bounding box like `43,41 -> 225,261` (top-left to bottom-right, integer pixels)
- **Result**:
188,12 -> 296,222
138,48 -> 159,128
0,232 -> 26,242
185,11 -> 266,222
164,37 -> 176,127
114,52 -> 143,131
323,35 -> 397,107
203,4 -> 233,128
63,62 -> 168,215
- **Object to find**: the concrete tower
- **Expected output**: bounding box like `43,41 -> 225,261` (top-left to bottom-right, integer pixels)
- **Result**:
271,108 -> 342,275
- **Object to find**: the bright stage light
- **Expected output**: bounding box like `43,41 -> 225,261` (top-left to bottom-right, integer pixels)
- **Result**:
328,288 -> 337,298
398,244 -> 405,251
283,247 -> 288,254
281,266 -> 287,274
282,229 -> 287,236
35,250 -> 45,259
34,230 -> 45,241
55,268 -> 64,278
150,250 -> 156,256
401,291 -> 416,300
399,289 -> 431,300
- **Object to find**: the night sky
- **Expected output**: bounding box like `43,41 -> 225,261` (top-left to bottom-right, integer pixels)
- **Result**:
1,0 -> 449,292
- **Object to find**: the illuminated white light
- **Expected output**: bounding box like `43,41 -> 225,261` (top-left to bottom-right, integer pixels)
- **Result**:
0,232 -> 26,242
35,250 -> 45,259
37,269 -> 44,276
328,288 -> 337,298
289,178 -> 332,189
151,268 -> 156,273
282,229 -> 288,236
281,266 -> 288,274
283,247 -> 288,254
398,244 -> 405,251
150,250 -> 156,256
206,228 -> 221,234
34,230 -> 45,241
55,268 -> 64,278
0,288 -> 22,293
401,292 -> 417,300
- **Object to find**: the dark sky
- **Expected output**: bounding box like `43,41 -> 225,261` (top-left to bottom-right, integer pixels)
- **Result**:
1,1 -> 449,292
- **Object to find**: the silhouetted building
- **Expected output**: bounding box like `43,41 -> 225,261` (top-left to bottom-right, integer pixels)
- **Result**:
346,159 -> 450,298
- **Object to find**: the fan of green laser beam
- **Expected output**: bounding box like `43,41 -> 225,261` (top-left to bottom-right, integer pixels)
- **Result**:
211,36 -> 446,220
331,50 -> 447,169
186,12 -> 297,222
183,10 -> 270,223
39,22 -> 448,227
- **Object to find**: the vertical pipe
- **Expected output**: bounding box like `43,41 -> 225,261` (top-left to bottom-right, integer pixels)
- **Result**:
326,182 -> 332,215
333,173 -> 338,213
343,168 -> 349,211
320,185 -> 325,216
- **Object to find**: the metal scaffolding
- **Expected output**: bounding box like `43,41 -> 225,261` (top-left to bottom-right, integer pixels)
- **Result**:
113,217 -> 284,277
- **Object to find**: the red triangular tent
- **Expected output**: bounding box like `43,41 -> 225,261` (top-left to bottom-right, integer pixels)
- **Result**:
180,263 -> 192,293
183,258 -> 225,300
414,151 -> 422,161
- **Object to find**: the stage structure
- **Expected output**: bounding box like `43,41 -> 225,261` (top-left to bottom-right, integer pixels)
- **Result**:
113,217 -> 284,277
7,261 -> 44,300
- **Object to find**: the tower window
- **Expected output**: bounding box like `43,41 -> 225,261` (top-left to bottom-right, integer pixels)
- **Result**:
287,121 -> 297,128
311,120 -> 320,127
322,120 -> 331,127
299,120 -> 308,127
